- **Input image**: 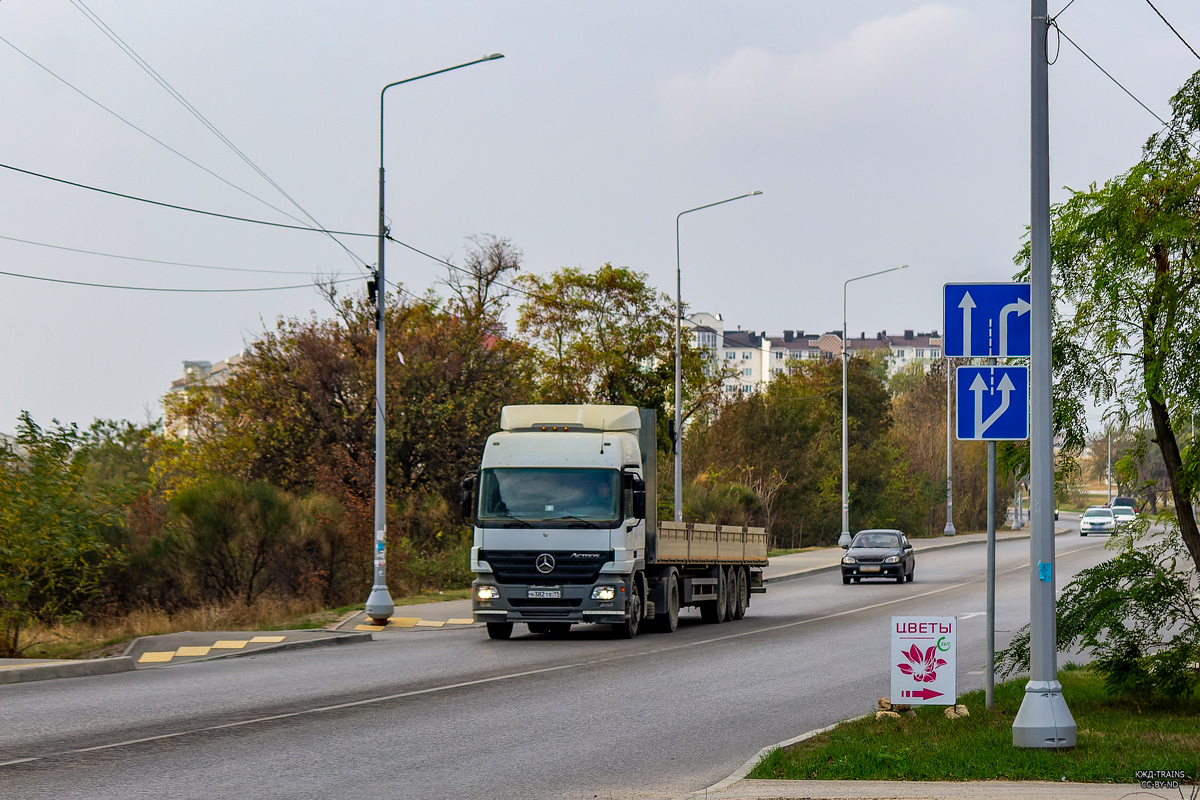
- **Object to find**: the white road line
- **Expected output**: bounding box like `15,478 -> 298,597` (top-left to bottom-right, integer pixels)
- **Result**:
6,540 -> 1111,767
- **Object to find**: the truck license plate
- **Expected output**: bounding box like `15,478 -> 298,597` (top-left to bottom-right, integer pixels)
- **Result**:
859,566 -> 880,573
527,589 -> 561,599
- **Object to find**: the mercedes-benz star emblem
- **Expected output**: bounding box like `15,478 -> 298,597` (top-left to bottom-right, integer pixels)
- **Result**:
535,553 -> 555,574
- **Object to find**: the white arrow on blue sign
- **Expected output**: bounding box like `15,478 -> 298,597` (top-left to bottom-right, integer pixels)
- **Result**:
943,283 -> 1031,358
955,366 -> 1029,441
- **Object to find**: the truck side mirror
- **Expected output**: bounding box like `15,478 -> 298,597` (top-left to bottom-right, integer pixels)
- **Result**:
460,472 -> 476,520
631,475 -> 646,521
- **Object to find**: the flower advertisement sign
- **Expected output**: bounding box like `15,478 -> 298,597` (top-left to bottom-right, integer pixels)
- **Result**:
890,616 -> 956,705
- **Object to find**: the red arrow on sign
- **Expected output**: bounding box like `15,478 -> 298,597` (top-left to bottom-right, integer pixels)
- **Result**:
903,688 -> 944,700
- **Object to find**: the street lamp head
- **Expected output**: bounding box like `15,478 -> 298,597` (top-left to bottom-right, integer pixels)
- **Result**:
484,53 -> 505,60
749,190 -> 763,196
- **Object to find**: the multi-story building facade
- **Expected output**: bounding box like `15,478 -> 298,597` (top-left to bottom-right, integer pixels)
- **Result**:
686,313 -> 942,396
165,352 -> 246,437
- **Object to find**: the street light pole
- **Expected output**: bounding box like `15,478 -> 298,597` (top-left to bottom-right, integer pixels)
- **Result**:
674,191 -> 762,522
365,53 -> 505,624
839,265 -> 908,546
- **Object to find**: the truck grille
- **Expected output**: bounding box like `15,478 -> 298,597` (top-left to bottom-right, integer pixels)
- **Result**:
480,550 -> 613,585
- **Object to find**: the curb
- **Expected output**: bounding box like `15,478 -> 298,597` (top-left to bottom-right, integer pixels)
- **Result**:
686,714 -> 873,797
0,656 -> 135,686
191,632 -> 373,663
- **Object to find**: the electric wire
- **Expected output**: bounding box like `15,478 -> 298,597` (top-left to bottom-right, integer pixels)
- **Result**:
1144,0 -> 1200,62
0,161 -> 373,236
66,0 -> 369,275
0,33 -> 318,236
0,232 -> 324,276
0,268 -> 356,293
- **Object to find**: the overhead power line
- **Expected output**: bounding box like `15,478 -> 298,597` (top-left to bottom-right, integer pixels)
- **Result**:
1144,0 -> 1200,62
0,268 -> 356,293
0,161 -> 372,237
0,232 -> 322,276
66,0 -> 369,275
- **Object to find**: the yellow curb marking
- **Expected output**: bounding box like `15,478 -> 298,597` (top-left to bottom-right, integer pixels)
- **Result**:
211,640 -> 248,650
447,619 -> 474,625
249,636 -> 285,643
414,620 -> 445,628
387,618 -> 418,628
174,646 -> 212,657
138,652 -> 175,663
354,624 -> 384,631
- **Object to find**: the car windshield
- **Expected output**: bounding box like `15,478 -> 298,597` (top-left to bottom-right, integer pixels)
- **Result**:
1113,497 -> 1136,508
852,532 -> 900,549
1083,509 -> 1112,519
477,467 -> 620,526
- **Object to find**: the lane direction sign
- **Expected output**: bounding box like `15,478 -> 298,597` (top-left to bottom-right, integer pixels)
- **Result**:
944,283 -> 1031,358
891,616 -> 957,706
955,366 -> 1029,441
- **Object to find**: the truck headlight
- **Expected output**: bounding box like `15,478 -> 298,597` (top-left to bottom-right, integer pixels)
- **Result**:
841,556 -> 856,565
475,585 -> 500,601
884,556 -> 900,564
591,586 -> 616,601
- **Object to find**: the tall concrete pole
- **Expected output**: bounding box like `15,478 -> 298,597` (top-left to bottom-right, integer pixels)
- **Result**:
364,54 -> 505,624
1013,1 -> 1075,748
840,265 -> 908,545
674,192 -> 761,522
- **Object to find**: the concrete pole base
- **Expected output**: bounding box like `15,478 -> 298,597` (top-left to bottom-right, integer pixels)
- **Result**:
365,585 -> 394,624
943,522 -> 956,536
1013,680 -> 1076,749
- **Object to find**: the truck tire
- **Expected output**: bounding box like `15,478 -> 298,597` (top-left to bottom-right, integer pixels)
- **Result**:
701,567 -> 728,624
733,568 -> 748,620
612,574 -> 643,639
486,622 -> 513,640
653,569 -> 680,633
724,566 -> 738,621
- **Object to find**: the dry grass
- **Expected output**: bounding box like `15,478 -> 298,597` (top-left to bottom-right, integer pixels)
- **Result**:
19,595 -> 327,660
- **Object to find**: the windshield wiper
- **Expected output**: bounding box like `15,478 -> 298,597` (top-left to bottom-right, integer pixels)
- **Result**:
489,511 -> 533,528
551,515 -> 603,529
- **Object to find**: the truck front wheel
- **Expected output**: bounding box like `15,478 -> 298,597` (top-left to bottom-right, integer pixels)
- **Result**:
612,575 -> 643,639
486,622 -> 513,640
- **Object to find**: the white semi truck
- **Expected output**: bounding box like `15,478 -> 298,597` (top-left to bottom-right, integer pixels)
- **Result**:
462,404 -> 767,639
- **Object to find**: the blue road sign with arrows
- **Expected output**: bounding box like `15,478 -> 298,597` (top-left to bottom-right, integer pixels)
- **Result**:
955,366 -> 1029,441
943,283 -> 1031,358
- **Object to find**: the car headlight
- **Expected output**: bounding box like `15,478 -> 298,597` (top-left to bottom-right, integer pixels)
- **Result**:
591,586 -> 616,601
841,556 -> 856,565
475,585 -> 500,601
884,556 -> 900,564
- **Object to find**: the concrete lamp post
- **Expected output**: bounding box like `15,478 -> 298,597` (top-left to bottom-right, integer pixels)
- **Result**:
673,191 -> 762,523
838,265 -> 908,549
365,53 -> 505,625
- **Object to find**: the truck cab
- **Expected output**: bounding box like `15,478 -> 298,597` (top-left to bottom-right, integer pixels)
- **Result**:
465,405 -> 648,639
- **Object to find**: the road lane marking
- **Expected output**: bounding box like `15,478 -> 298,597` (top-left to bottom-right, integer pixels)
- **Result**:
5,540 -> 1112,769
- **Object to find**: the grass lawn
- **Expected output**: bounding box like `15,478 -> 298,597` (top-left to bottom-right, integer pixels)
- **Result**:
750,665 -> 1199,784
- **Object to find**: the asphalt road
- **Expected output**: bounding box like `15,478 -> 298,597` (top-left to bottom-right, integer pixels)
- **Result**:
1,516 -> 1118,800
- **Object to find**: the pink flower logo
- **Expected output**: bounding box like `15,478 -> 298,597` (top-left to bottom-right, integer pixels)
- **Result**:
897,644 -> 946,683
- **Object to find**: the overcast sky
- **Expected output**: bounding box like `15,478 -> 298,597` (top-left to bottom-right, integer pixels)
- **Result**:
2,1 -> 1198,435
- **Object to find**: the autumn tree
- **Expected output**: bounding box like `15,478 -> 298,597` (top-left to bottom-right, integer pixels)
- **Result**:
1019,70 -> 1200,568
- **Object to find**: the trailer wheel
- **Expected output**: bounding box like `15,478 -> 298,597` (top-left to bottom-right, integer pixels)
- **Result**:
653,569 -> 680,633
700,567 -> 727,624
724,567 -> 738,621
612,575 -> 642,639
733,568 -> 748,620
486,622 -> 513,640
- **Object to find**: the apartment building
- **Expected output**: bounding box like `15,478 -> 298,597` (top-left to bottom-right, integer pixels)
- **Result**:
165,351 -> 246,437
687,313 -> 942,396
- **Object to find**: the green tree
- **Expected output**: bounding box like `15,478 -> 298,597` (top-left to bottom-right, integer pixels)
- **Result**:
515,264 -> 721,458
1018,71 -> 1200,568
0,414 -> 122,655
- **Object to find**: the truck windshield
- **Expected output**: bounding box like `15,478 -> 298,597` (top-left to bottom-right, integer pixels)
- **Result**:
477,467 -> 620,526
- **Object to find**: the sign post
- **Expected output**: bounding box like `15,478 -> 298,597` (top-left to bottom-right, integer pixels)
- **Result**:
891,616 -> 957,705
945,282 -> 1032,714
